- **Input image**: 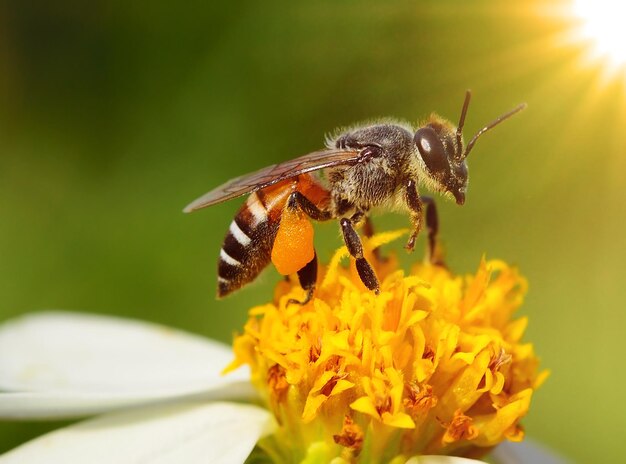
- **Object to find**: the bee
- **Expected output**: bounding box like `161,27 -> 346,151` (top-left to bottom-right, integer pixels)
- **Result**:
185,91 -> 525,303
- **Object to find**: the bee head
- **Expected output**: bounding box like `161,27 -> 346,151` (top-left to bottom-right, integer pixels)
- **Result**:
414,91 -> 526,205
414,114 -> 468,205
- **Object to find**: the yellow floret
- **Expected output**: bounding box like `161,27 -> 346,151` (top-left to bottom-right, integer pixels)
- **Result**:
226,230 -> 546,463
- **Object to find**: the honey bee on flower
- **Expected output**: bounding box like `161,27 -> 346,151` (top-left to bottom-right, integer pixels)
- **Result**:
184,91 -> 525,302
0,239 -> 548,463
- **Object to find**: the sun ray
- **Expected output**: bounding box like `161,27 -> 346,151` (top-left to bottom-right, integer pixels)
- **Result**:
532,1 -> 626,88
571,0 -> 626,68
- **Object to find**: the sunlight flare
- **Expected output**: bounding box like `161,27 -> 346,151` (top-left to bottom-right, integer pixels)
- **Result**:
571,0 -> 626,68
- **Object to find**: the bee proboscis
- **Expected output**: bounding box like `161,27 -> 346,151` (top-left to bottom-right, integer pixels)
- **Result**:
185,91 -> 525,303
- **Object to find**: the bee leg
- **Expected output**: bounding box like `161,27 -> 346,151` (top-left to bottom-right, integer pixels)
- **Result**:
284,192 -> 327,306
287,251 -> 318,306
404,179 -> 423,252
422,196 -> 445,266
287,192 -> 333,221
340,218 -> 380,294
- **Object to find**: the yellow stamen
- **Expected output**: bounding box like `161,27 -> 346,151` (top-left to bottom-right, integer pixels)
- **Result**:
333,415 -> 364,452
230,230 -> 547,462
442,409 -> 479,444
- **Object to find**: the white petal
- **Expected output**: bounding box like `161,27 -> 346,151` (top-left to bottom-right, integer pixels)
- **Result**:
0,311 -> 254,418
0,401 -> 276,464
0,381 -> 256,419
406,457 -> 485,464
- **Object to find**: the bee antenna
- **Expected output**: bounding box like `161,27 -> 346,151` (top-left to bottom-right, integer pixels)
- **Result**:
455,90 -> 472,158
462,102 -> 527,159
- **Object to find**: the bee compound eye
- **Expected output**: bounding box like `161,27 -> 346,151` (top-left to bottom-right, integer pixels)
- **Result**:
414,127 -> 448,173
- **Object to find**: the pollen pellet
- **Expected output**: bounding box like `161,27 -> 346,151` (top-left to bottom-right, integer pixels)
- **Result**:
271,207 -> 315,275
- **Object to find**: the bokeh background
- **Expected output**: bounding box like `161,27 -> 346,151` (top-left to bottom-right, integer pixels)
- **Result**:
1,0 -> 624,461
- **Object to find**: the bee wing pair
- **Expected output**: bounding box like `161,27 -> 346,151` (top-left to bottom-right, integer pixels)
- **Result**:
183,148 -> 361,213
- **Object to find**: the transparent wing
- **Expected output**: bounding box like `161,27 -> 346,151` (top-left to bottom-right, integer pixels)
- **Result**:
183,148 -> 361,212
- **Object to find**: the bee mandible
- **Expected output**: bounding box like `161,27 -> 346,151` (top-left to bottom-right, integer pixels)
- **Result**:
184,91 -> 525,303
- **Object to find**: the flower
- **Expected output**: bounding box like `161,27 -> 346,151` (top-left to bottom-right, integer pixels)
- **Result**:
226,230 -> 548,462
0,231 -> 549,463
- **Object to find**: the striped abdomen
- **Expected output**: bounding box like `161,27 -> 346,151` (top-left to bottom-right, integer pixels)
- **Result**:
217,182 -> 293,297
217,175 -> 331,297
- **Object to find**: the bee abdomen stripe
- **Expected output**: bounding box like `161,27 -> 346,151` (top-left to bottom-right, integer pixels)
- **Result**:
218,260 -> 239,280
247,193 -> 268,225
255,189 -> 268,207
223,232 -> 247,263
220,248 -> 241,266
229,220 -> 251,246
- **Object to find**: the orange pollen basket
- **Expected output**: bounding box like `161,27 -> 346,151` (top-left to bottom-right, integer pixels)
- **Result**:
271,206 -> 315,275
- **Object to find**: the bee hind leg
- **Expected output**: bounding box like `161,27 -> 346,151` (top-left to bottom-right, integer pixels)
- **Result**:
340,218 -> 380,294
284,192 -> 331,306
287,251 -> 318,306
287,192 -> 333,221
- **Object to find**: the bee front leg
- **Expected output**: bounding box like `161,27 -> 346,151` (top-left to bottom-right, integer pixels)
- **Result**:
340,217 -> 380,294
404,179 -> 423,252
421,196 -> 444,265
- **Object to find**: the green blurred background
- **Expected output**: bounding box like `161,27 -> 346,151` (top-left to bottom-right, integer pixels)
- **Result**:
1,0 -> 624,461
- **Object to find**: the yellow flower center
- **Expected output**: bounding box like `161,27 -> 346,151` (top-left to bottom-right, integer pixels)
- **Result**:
226,230 -> 547,463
